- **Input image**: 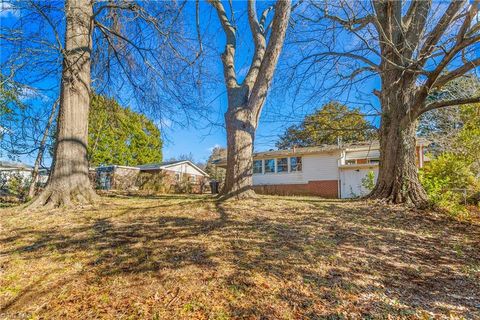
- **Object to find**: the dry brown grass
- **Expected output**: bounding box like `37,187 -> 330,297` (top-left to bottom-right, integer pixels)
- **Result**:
1,194 -> 479,319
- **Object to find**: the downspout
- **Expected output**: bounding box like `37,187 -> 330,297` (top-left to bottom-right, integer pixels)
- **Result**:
337,148 -> 345,199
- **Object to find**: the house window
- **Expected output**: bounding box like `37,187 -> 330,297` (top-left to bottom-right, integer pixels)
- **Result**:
277,158 -> 288,173
368,159 -> 380,164
190,175 -> 196,182
253,160 -> 263,174
345,159 -> 356,165
175,173 -> 181,181
290,157 -> 302,172
264,159 -> 275,173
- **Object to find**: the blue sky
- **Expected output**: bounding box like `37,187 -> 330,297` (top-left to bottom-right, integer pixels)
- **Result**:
1,1 -> 385,165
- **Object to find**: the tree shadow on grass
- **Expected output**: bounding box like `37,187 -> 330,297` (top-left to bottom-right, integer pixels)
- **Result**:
0,198 -> 479,318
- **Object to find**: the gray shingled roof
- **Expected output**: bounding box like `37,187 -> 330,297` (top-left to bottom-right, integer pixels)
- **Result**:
0,160 -> 33,170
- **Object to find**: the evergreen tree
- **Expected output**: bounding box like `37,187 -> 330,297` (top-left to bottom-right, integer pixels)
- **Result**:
88,95 -> 162,166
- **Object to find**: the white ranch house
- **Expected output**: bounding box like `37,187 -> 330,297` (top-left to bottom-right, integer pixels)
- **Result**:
216,139 -> 428,199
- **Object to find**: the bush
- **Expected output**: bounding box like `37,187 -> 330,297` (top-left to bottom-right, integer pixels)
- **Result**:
136,171 -> 172,193
175,175 -> 193,194
361,171 -> 375,191
1,172 -> 29,201
420,153 -> 479,217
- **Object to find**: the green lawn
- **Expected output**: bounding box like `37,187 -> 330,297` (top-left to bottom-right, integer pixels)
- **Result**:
1,195 -> 479,319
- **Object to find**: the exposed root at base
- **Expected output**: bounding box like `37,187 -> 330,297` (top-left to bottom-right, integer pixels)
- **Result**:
25,185 -> 99,211
365,189 -> 430,210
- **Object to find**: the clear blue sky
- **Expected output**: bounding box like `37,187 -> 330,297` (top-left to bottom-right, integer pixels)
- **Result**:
1,1 -> 382,166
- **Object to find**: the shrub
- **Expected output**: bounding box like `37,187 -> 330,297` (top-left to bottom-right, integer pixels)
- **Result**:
3,172 -> 29,200
361,171 -> 376,191
420,153 -> 479,217
174,175 -> 193,194
136,171 -> 172,193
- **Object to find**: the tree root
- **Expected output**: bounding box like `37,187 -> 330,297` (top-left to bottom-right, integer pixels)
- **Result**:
25,184 -> 99,211
366,183 -> 430,209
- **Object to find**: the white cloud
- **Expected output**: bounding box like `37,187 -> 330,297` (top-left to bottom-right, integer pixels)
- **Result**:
154,118 -> 172,129
0,2 -> 20,18
208,144 -> 221,152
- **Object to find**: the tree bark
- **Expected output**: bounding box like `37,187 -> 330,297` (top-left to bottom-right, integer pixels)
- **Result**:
367,78 -> 429,208
213,0 -> 291,200
27,100 -> 59,199
222,107 -> 257,199
28,0 -> 98,209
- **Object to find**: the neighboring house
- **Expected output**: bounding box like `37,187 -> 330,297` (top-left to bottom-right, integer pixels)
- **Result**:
138,160 -> 209,193
0,160 -> 48,189
94,165 -> 140,190
93,160 -> 209,193
214,139 -> 429,199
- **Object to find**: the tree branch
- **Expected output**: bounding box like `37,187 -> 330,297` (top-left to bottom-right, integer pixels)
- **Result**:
244,0 -> 267,87
417,1 -> 465,65
301,51 -> 380,70
208,0 -> 238,89
420,96 -> 480,116
247,0 -> 291,120
403,0 -> 432,58
433,57 -> 480,88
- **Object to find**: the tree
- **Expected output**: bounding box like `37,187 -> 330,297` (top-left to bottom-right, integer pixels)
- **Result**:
88,95 -> 162,167
29,0 -> 97,208
205,146 -> 227,183
419,76 -> 480,155
276,101 -> 376,149
208,0 -> 292,199
292,0 -> 480,207
27,100 -> 59,199
3,0 -> 197,208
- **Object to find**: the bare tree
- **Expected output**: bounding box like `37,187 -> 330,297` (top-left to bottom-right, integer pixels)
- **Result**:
29,0 -> 97,208
1,0 -> 199,208
291,0 -> 480,207
208,0 -> 292,199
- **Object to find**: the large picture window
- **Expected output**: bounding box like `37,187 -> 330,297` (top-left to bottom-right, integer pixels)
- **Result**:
253,160 -> 263,174
264,159 -> 275,173
277,158 -> 288,173
290,157 -> 302,172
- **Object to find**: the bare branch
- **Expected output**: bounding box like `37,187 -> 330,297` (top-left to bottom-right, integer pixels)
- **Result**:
418,1 -> 465,64
208,0 -> 238,89
244,0 -> 267,87
247,0 -> 292,119
420,96 -> 480,115
433,57 -> 480,88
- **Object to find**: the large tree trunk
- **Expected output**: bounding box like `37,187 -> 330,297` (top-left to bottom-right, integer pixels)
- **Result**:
367,86 -> 429,208
28,0 -> 97,209
222,108 -> 257,199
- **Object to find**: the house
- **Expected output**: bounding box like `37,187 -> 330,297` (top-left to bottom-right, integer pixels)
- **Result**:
214,139 -> 429,199
137,160 -> 209,193
93,160 -> 209,193
94,165 -> 140,190
0,160 -> 49,189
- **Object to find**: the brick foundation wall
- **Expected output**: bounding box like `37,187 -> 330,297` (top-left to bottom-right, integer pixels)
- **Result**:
253,180 -> 339,198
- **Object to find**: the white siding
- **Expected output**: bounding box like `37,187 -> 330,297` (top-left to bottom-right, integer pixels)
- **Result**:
339,167 -> 378,198
163,163 -> 205,176
253,152 -> 341,185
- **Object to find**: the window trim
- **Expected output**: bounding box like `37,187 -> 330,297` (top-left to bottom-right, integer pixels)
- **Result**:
264,158 -> 276,174
253,159 -> 263,175
276,157 -> 288,173
289,156 -> 302,172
